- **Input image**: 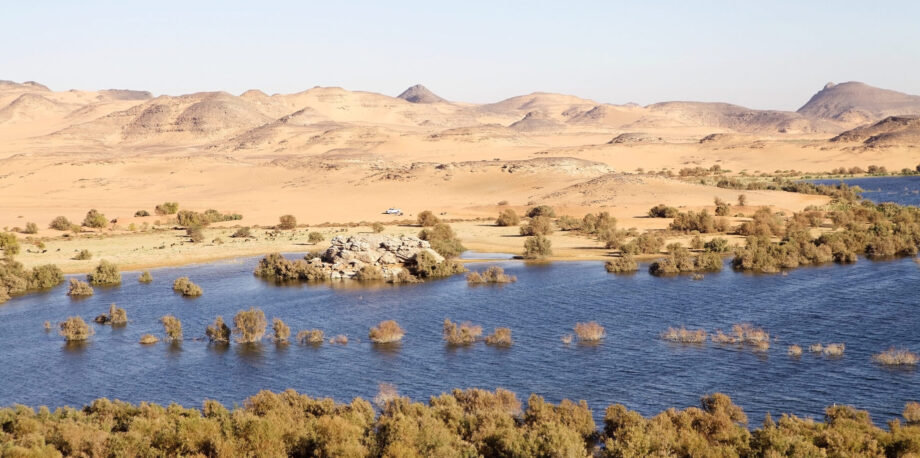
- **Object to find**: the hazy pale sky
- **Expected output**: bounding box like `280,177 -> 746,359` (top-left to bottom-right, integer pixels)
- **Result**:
2,1 -> 919,110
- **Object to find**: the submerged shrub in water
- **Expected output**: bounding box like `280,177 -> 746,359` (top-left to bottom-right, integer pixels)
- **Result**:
369,320 -> 405,344
272,318 -> 291,342
466,266 -> 516,284
205,316 -> 231,343
87,260 -> 121,286
139,334 -> 158,345
234,307 -> 267,343
605,256 -> 639,273
661,327 -> 706,344
138,271 -> 153,283
872,348 -> 919,366
443,318 -> 482,346
485,327 -> 513,346
67,278 -> 94,297
160,315 -> 182,343
297,329 -> 324,344
59,317 -> 93,341
788,345 -> 803,357
172,277 -> 202,297
574,322 -> 605,342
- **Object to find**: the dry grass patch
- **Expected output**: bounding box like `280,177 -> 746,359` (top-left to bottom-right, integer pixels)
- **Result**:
330,334 -> 349,345
561,334 -> 573,345
788,345 -> 803,357
297,329 -> 324,345
873,348 -> 919,366
661,327 -> 706,344
139,334 -> 159,345
823,343 -> 845,357
443,318 -> 482,346
574,321 -> 605,342
485,327 -> 512,346
369,320 -> 405,344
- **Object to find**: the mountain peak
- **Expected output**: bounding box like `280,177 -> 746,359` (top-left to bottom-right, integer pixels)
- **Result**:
397,84 -> 446,104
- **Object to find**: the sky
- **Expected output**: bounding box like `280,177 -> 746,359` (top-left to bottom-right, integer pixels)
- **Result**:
2,0 -> 919,110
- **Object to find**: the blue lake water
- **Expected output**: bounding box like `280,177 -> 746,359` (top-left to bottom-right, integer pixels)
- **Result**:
1,254 -> 918,426
810,175 -> 920,206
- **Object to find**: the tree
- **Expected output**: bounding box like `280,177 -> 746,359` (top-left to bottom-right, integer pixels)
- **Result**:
520,216 -> 553,236
523,235 -> 552,259
417,210 -> 439,227
278,214 -> 297,230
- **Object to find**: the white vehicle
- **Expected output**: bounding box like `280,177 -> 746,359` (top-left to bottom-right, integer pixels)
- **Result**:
384,208 -> 402,215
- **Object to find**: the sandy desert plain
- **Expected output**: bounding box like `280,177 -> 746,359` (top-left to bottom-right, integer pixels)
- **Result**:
2,79 -> 919,272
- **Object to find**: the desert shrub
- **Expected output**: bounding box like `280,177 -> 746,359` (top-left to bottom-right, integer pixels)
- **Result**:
59,317 -> 93,341
0,232 -> 19,257
872,348 -> 919,366
49,216 -> 72,231
620,232 -> 664,255
355,265 -> 384,281
87,260 -> 121,285
82,209 -> 108,228
738,194 -> 748,206
527,205 -> 556,218
308,231 -> 325,244
372,222 -> 385,233
231,226 -> 251,238
714,197 -> 731,216
496,209 -> 521,226
661,327 -> 706,344
648,204 -> 678,218
369,320 -> 405,344
160,315 -> 182,342
176,209 -> 241,227
108,303 -> 127,325
443,318 -> 482,345
810,343 -> 824,353
134,209 -> 150,217
154,202 -> 179,215
139,334 -> 159,344
520,216 -> 554,236
297,329 -> 324,344
650,245 -> 723,275
173,277 -> 202,296
574,322 -> 605,342
417,210 -> 440,227
272,318 -> 291,342
737,207 -> 784,237
330,334 -> 349,344
254,253 -> 329,281
22,222 -> 38,234
711,323 -> 770,351
206,316 -> 231,343
278,214 -> 297,230
704,237 -> 730,252
556,215 -> 581,231
690,235 -> 704,250
419,223 -> 465,258
604,256 -> 638,273
234,307 -> 267,343
73,249 -> 92,260
579,212 -> 617,236
904,402 -> 920,424
466,266 -> 516,284
138,271 -> 153,283
522,234 -> 552,259
67,278 -> 94,296
485,327 -> 513,346
788,344 -> 803,356
27,264 -> 63,289
186,226 -> 204,243
670,210 -> 722,233
409,249 -> 466,278
824,343 -> 845,356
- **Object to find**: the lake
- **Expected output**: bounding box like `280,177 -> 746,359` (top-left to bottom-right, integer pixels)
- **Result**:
811,175 -> 920,206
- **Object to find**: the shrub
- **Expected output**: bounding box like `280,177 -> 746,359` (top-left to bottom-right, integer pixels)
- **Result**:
59,317 -> 93,341
621,232 -> 664,255
419,223 -> 465,258
160,315 -> 183,342
496,209 -> 521,226
661,327 -> 706,344
67,278 -> 94,296
371,222 -> 385,233
187,226 -> 204,243
206,316 -> 231,343
788,344 -> 803,356
0,232 -> 19,257
527,205 -> 556,218
604,256 -> 638,273
308,231 -> 325,244
824,343 -> 845,357
109,303 -> 127,325
254,253 -> 329,281
714,197 -> 731,216
82,209 -> 108,228
49,216 -> 72,231
904,402 -> 920,424
711,323 -> 769,351
872,348 -> 919,366
139,334 -> 159,344
704,237 -> 730,253
278,214 -> 297,230
87,260 -> 121,285
522,235 -> 552,259
485,327 -> 513,346
649,245 -> 722,275
737,194 -> 748,206
234,307 -> 267,343
73,249 -> 92,260
408,250 -> 466,278
330,334 -> 349,344
272,318 -> 291,342
520,216 -> 554,236
574,322 -> 605,342
648,204 -> 678,218
22,222 -> 38,234
172,277 -> 202,296
155,202 -> 179,215
355,265 -> 384,280
810,343 -> 824,353
670,210 -> 721,233
443,318 -> 482,345
231,226 -> 251,238
737,207 -> 784,237
417,210 -> 440,227
138,271 -> 153,283
369,320 -> 405,344
556,215 -> 581,231
466,266 -> 516,284
134,209 -> 150,217
297,329 -> 324,344
28,264 -> 63,289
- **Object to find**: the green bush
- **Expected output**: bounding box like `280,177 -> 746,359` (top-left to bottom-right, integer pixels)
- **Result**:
278,214 -> 297,230
496,209 -> 521,226
49,216 -> 72,231
620,232 -> 664,255
737,207 -> 784,237
670,210 -> 726,233
648,204 -> 678,218
523,235 -> 552,259
0,232 -> 20,257
87,260 -> 121,286
419,223 -> 465,258
67,278 -> 94,296
254,253 -> 329,281
82,209 -> 108,228
704,237 -> 731,253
